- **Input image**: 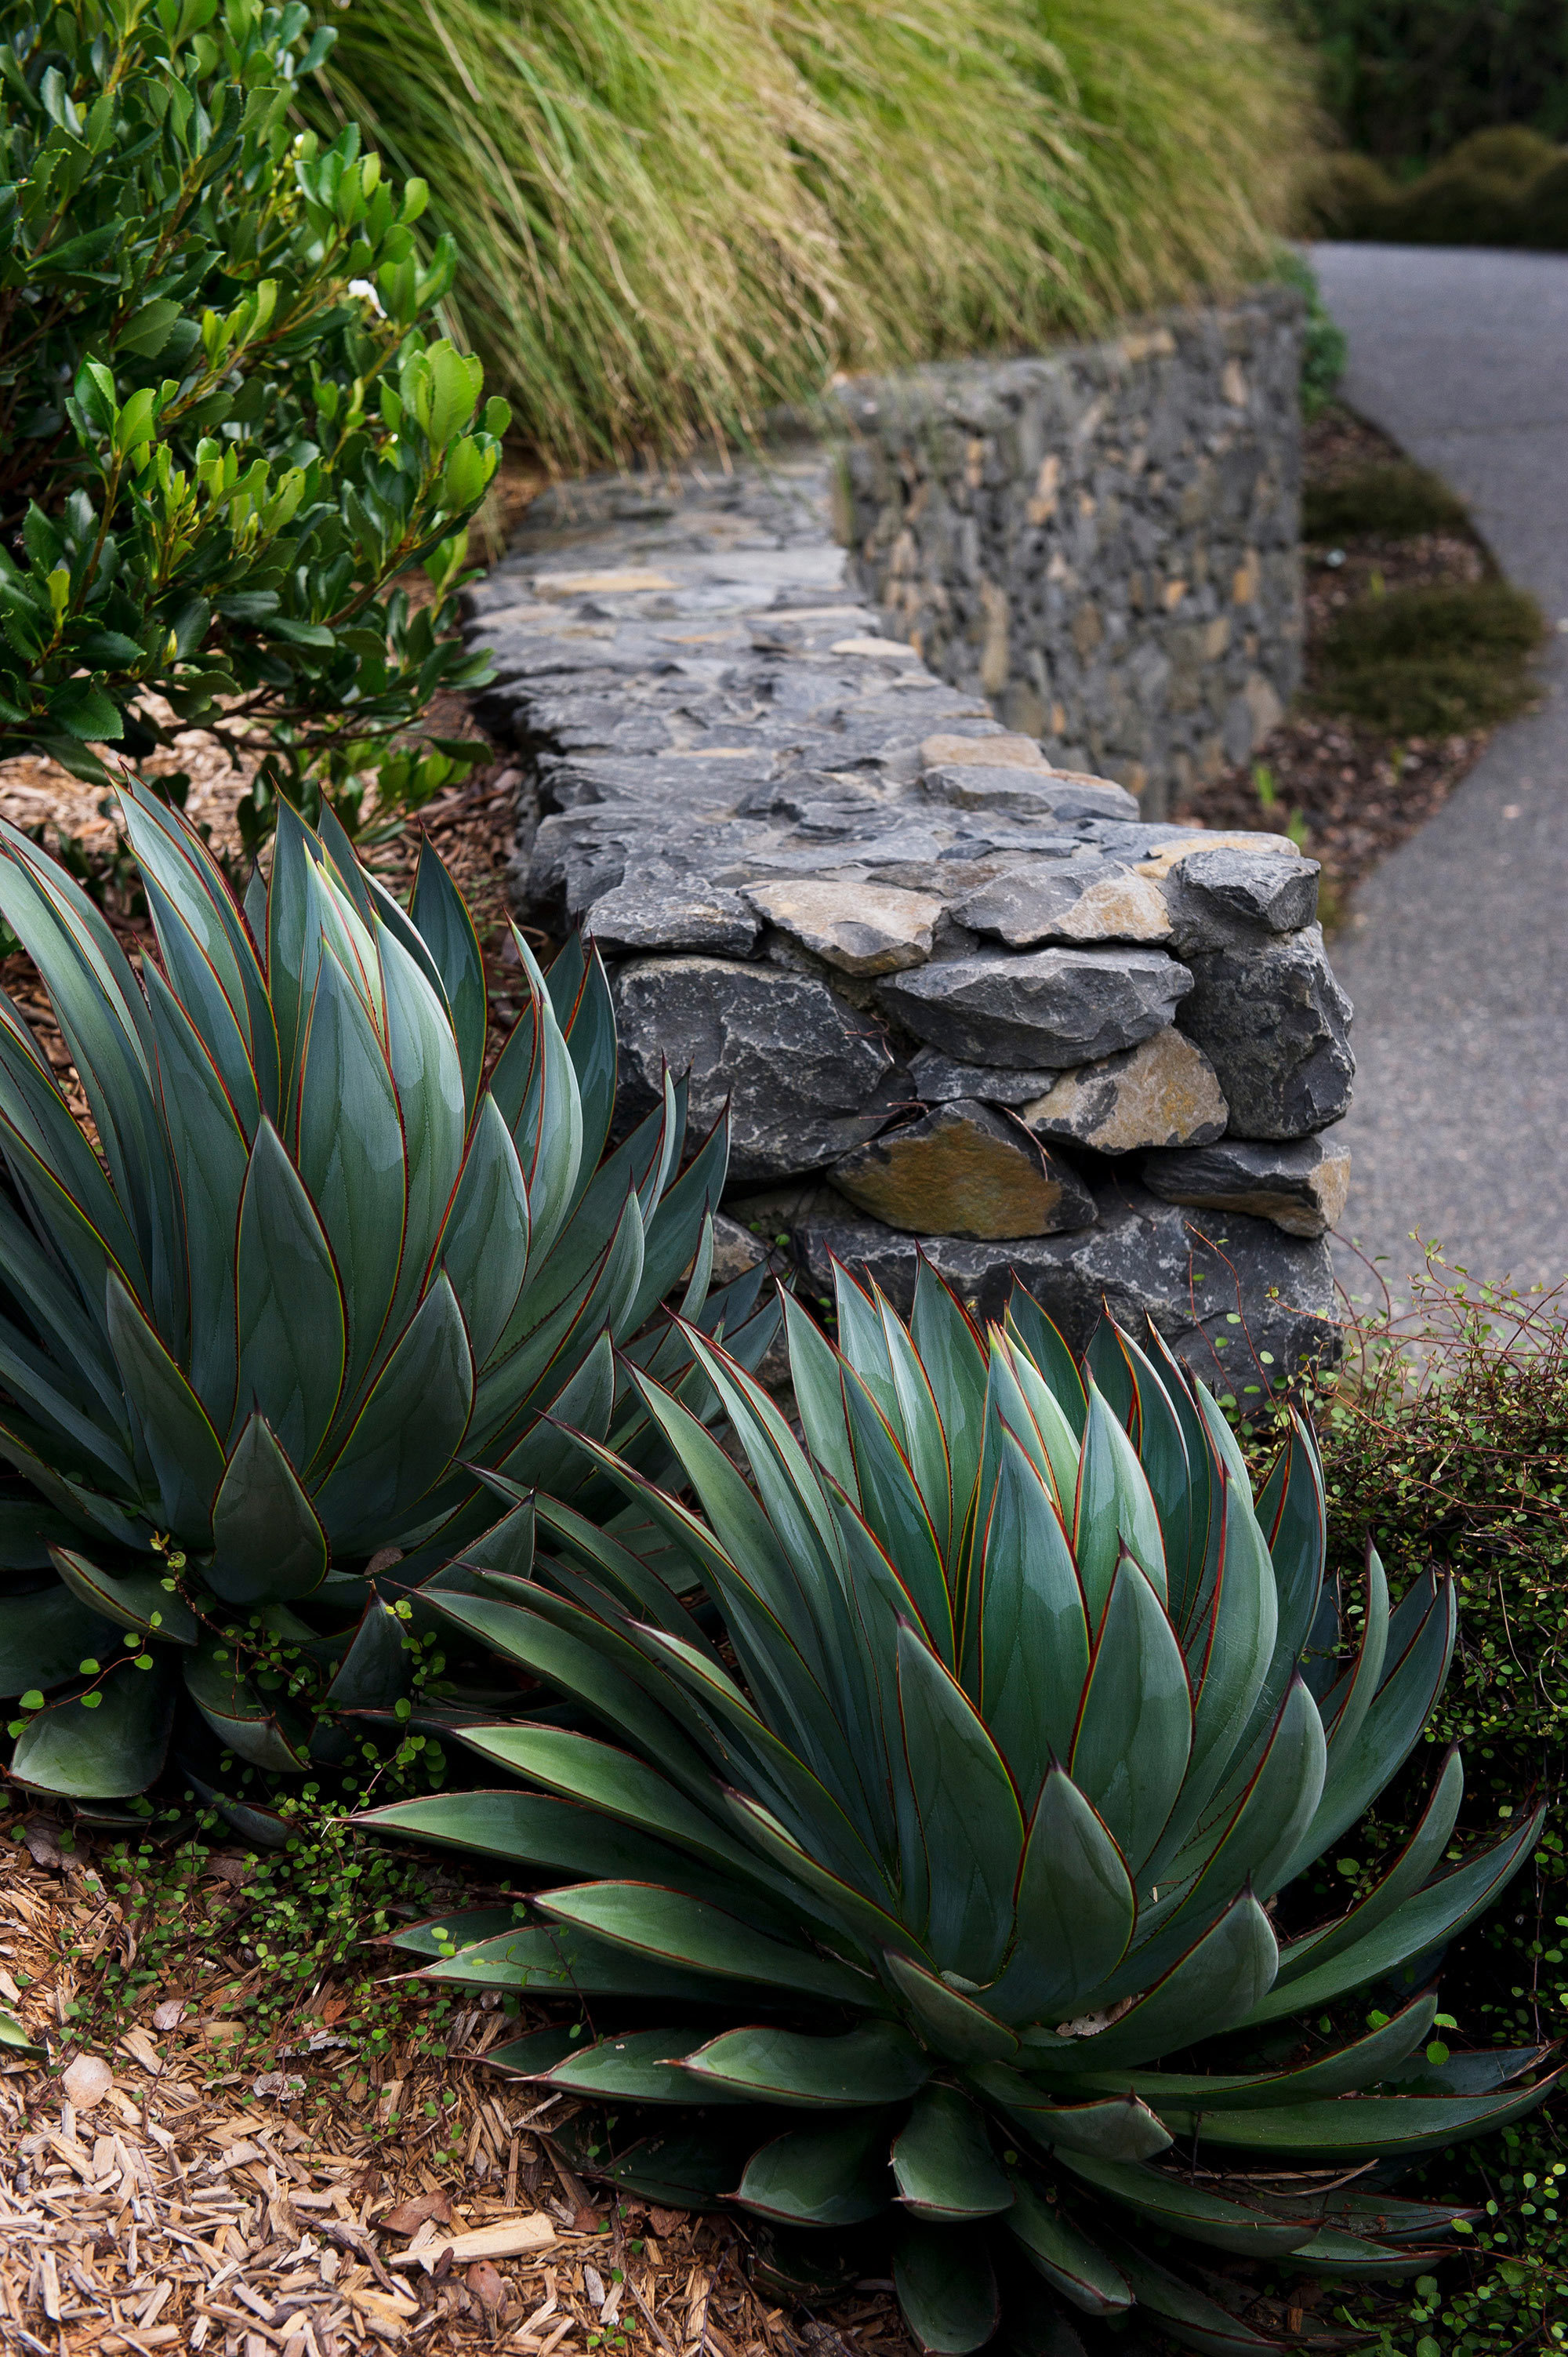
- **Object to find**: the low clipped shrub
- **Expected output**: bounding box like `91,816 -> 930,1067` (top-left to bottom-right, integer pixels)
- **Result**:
0,0 -> 509,845
1306,123 -> 1568,254
1303,463 -> 1472,545
1319,581 -> 1545,735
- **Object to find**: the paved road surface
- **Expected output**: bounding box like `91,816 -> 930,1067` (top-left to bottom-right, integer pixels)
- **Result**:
1309,244 -> 1568,1298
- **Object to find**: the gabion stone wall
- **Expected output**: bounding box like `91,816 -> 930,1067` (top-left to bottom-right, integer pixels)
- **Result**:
468,304 -> 1346,1386
837,289 -> 1305,820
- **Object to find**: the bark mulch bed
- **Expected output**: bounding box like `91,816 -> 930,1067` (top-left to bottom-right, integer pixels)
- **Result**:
0,1817 -> 911,2357
1174,403 -> 1511,920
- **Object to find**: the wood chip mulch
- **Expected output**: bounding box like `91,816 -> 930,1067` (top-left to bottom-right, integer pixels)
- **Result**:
1175,404 -> 1508,919
0,1827 -> 911,2357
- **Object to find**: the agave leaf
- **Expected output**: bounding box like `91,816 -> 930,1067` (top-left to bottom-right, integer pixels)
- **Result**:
1055,2153 -> 1318,2257
183,1643 -> 311,1771
1004,2180 -> 1131,2317
987,1766 -> 1135,2023
507,930 -> 583,1265
456,1721 -> 759,1879
1137,1326 -> 1219,1635
891,2086 -> 1012,2219
292,943 -> 407,1388
0,1583 -> 118,1696
0,2007 -> 44,2061
1279,2228 -> 1450,2279
410,837 -> 486,1116
363,1787 -> 758,1888
311,1274 -> 474,1547
735,2112 -> 893,2228
10,1656 -> 175,1796
968,1433 -> 1089,1802
891,2217 -> 1000,2355
1069,1989 -> 1440,2115
209,1412 -> 329,1605
1384,2041 -> 1548,2095
105,1272 -> 224,1539
544,2028 -> 756,2105
49,1547 -> 198,1644
429,1098 -> 532,1371
234,1117 -> 347,1469
319,1598 -> 408,1713
1073,1384 -> 1165,1614
1247,1413 -> 1327,1736
626,1107 -> 732,1335
267,803 -> 323,1086
911,1262 -> 988,1520
1099,2236 -> 1306,2355
895,1620 -> 1024,1982
684,2021 -> 931,2110
389,1905 -> 529,1956
1069,1552 -> 1192,1875
1003,1290 -> 1087,1436
433,1594 -> 713,1797
492,1331 -> 617,1498
1270,1745 -> 1464,1990
379,921 -> 467,1338
1049,1891 -> 1278,2072
0,1312 -> 133,1491
415,1919 -> 744,2000
548,934 -> 619,1192
1288,1571 -> 1457,1876
880,1950 -> 1020,2064
141,960 -> 250,1413
1192,2071 -> 1562,2159
1161,1465 -> 1279,1859
1246,1805 -> 1544,2025
976,2075 -> 1173,2163
1314,1542 -> 1389,1765
533,1881 -> 875,2004
786,1295 -> 858,1501
720,1789 -> 916,1961
0,995 -> 147,1310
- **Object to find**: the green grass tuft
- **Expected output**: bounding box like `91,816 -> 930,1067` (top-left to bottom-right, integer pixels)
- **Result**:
1318,579 -> 1546,734
311,0 -> 1315,466
1303,460 -> 1472,543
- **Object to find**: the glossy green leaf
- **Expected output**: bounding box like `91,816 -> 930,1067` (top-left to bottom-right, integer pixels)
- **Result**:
0,1583 -> 118,1697
209,1412 -> 329,1604
683,2021 -> 931,2110
105,1271 -> 225,1540
1004,2180 -> 1131,2317
891,2086 -> 1012,2219
895,1620 -> 1024,1982
891,2217 -> 1000,2355
234,1117 -> 346,1469
411,837 -> 486,1115
10,1656 -> 174,1796
735,2113 -> 893,2228
49,1547 -> 198,1643
534,1881 -> 872,2003
1069,1552 -> 1191,1874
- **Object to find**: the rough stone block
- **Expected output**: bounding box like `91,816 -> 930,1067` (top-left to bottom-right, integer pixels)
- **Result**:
613,957 -> 895,1182
1163,845 -> 1319,953
829,1099 -> 1095,1240
1020,1030 -> 1228,1154
1140,1130 -> 1351,1237
1177,927 -> 1354,1139
920,731 -> 1046,770
924,764 -> 1141,826
908,1049 -> 1060,1105
880,945 -> 1192,1070
788,1178 -> 1338,1379
952,859 -> 1173,948
585,866 -> 761,958
745,878 -> 941,975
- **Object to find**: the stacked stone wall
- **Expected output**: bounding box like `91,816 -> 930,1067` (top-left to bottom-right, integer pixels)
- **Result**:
466,296 -> 1345,1385
837,288 -> 1305,819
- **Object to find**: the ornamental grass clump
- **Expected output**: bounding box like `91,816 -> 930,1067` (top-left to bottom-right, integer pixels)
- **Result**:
371,1269 -> 1553,2355
1,0 -> 508,843
0,781 -> 773,1803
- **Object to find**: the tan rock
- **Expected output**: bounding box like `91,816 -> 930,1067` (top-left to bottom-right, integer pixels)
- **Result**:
533,568 -> 676,595
830,635 -> 921,660
829,1099 -> 1095,1240
1022,1031 -> 1229,1155
745,878 -> 940,975
1134,829 -> 1301,881
920,731 -> 1048,772
954,860 -> 1172,948
1140,1133 -> 1351,1238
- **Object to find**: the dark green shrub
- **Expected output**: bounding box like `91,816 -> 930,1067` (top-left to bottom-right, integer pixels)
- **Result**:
1319,581 -> 1544,735
0,0 -> 510,847
1289,0 -> 1568,166
1304,1269 -> 1568,2355
1272,245 -> 1347,417
1304,462 -> 1472,543
1380,161 -> 1530,246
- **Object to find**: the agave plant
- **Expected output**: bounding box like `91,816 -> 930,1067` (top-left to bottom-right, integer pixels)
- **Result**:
368,1269 -> 1555,2356
0,779 -> 771,1804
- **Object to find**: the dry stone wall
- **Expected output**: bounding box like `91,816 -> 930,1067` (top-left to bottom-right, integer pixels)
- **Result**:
837,289 -> 1305,819
469,307 -> 1346,1386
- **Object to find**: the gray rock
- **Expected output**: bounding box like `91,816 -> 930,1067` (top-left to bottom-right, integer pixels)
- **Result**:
1177,926 -> 1354,1139
613,957 -> 895,1182
1021,1030 -> 1229,1154
952,857 -> 1173,947
788,1177 -> 1338,1388
709,1211 -> 774,1286
880,946 -> 1193,1070
744,877 -> 941,975
924,764 -> 1141,826
1163,846 -> 1320,953
585,865 -> 761,957
1140,1130 -> 1352,1238
920,731 -> 1046,771
909,1048 -> 1061,1105
829,1099 -> 1095,1240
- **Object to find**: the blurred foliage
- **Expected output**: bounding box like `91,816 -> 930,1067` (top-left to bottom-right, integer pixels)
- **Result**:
1316,579 -> 1545,735
1289,1 -> 1568,169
